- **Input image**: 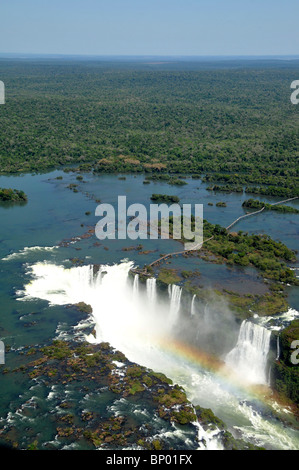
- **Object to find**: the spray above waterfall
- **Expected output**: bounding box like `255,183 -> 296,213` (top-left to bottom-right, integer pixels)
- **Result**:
20,260 -> 270,387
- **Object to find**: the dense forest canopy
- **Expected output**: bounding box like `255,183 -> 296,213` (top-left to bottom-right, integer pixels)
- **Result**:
0,187 -> 27,202
0,59 -> 298,196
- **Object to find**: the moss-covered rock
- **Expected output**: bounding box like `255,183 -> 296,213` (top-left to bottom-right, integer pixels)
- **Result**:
195,405 -> 226,430
4,339 -> 205,450
74,302 -> 93,314
157,268 -> 180,285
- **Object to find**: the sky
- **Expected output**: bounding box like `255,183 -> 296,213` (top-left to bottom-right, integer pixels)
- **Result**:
0,0 -> 298,57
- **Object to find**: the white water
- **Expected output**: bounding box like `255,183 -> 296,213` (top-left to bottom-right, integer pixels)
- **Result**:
133,274 -> 139,301
276,335 -> 280,361
195,422 -> 224,450
168,284 -> 182,327
191,295 -> 196,316
2,245 -> 58,261
225,321 -> 271,385
19,260 -> 299,450
146,277 -> 157,307
257,308 -> 299,331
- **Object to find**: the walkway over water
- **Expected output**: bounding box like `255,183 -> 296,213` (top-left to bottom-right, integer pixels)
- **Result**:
131,196 -> 298,275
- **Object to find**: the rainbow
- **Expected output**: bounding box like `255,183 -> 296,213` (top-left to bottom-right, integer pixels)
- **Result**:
158,337 -> 279,408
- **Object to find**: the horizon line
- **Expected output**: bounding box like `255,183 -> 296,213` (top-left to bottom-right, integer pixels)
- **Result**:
1,53 -> 299,60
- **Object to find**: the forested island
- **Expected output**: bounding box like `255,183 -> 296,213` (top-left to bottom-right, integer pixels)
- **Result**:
0,187 -> 27,202
150,193 -> 180,203
242,199 -> 299,214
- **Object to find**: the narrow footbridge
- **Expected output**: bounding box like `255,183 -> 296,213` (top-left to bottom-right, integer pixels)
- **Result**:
131,196 -> 298,275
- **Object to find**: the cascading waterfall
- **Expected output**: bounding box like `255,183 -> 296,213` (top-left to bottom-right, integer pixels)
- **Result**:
94,268 -> 105,287
276,335 -> 280,361
196,423 -> 224,450
168,284 -> 182,327
225,320 -> 271,385
20,262 -> 168,361
19,263 -> 96,306
146,277 -> 157,306
133,274 -> 139,300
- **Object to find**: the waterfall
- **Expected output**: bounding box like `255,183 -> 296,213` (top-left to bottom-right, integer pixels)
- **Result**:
19,263 -> 97,305
196,423 -> 224,450
169,284 -> 182,327
191,295 -> 196,316
225,320 -> 271,385
94,268 -> 105,287
133,274 -> 139,300
19,261 -> 299,450
146,277 -> 157,306
276,335 -> 280,361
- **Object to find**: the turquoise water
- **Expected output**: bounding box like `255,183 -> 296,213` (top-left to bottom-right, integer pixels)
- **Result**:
0,170 -> 298,450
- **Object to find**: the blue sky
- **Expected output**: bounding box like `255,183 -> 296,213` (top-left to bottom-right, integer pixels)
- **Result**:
0,0 -> 298,56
